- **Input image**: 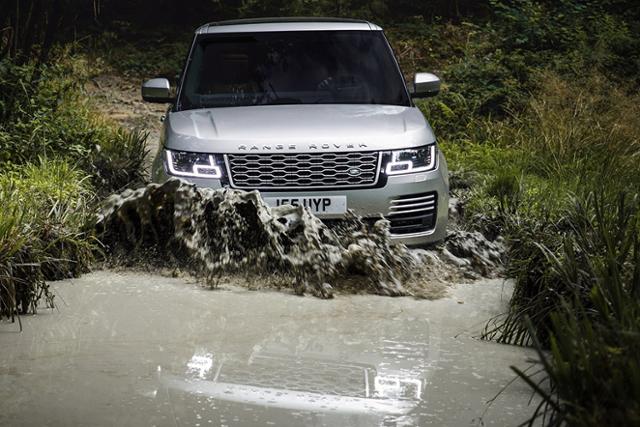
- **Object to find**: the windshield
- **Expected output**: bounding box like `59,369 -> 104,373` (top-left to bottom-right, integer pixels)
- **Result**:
178,30 -> 410,110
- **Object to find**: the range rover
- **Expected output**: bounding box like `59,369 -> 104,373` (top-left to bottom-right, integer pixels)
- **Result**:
143,18 -> 449,245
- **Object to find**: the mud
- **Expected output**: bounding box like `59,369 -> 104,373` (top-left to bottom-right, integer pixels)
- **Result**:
96,179 -> 505,299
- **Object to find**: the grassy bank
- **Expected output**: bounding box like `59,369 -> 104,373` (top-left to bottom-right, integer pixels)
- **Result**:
0,160 -> 94,317
0,55 -> 147,320
439,72 -> 640,425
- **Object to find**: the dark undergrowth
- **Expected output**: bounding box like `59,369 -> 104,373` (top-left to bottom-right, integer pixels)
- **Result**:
512,194 -> 640,426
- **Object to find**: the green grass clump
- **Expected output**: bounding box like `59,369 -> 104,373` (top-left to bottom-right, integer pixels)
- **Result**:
511,193 -> 640,426
0,159 -> 96,320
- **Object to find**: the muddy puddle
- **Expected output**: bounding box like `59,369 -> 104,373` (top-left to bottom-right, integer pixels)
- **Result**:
0,271 -> 538,426
96,179 -> 504,299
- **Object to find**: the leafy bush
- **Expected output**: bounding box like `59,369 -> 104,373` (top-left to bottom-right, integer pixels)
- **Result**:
492,0 -> 640,86
0,55 -> 148,195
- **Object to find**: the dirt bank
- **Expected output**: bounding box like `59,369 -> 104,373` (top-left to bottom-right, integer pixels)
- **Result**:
86,73 -> 165,161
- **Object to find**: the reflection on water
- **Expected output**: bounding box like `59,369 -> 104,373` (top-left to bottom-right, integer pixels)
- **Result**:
158,318 -> 435,425
374,375 -> 422,401
186,351 -> 215,379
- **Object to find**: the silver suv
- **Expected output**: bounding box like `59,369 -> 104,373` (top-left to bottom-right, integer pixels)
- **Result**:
143,18 -> 449,245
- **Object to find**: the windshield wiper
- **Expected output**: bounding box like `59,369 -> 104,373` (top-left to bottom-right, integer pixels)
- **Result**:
264,98 -> 303,105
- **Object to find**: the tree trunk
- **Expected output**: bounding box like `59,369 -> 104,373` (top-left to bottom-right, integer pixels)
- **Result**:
0,0 -> 14,59
12,0 -> 19,57
39,0 -> 62,62
18,0 -> 39,63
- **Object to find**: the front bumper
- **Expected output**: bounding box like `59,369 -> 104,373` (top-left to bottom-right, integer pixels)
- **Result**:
152,152 -> 449,246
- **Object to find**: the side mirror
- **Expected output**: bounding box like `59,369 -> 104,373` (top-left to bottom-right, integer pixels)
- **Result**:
411,73 -> 441,98
142,78 -> 174,103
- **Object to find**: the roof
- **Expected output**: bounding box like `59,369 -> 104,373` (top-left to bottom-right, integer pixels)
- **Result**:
196,17 -> 382,34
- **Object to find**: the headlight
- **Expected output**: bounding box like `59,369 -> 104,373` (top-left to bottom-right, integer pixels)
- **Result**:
165,149 -> 223,178
385,144 -> 437,175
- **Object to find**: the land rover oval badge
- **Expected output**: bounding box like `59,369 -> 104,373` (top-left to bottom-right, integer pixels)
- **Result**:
348,168 -> 362,177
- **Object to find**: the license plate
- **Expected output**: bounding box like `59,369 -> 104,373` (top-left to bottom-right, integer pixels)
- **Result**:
264,196 -> 347,214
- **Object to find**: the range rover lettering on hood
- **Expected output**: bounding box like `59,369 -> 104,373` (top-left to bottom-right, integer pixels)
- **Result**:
238,143 -> 369,151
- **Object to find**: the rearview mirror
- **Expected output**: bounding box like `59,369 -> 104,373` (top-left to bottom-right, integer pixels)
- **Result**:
411,73 -> 441,98
142,78 -> 174,103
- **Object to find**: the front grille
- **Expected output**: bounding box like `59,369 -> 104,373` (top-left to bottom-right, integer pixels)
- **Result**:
226,151 -> 380,189
387,192 -> 437,235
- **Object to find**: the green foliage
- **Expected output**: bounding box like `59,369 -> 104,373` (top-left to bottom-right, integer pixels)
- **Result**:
90,26 -> 191,79
0,52 -> 146,320
396,1 -> 639,134
0,159 -> 96,320
492,0 -> 640,83
445,71 -> 640,223
445,51 -> 523,117
443,71 -> 640,426
0,55 -> 148,194
511,193 -> 640,426
517,73 -> 640,185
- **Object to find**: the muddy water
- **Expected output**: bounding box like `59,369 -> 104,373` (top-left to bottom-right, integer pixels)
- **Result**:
0,271 -> 537,426
97,179 -> 505,299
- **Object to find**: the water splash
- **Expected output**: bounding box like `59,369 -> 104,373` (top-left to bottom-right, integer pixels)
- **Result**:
96,179 -> 416,298
95,179 -> 505,298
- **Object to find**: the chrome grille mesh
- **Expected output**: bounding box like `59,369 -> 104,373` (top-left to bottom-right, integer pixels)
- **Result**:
226,152 -> 380,189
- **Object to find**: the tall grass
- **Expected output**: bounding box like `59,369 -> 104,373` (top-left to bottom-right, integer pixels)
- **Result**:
0,159 -> 96,320
473,73 -> 640,343
0,52 -> 148,321
511,192 -> 640,426
441,71 -> 640,424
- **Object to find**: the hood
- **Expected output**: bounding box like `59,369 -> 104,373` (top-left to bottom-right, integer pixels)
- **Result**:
164,104 -> 435,153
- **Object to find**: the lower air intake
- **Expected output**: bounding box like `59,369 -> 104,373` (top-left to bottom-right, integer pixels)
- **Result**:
387,192 -> 437,235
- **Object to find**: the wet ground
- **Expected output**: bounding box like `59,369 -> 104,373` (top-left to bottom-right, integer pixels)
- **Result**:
0,271 -> 537,426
